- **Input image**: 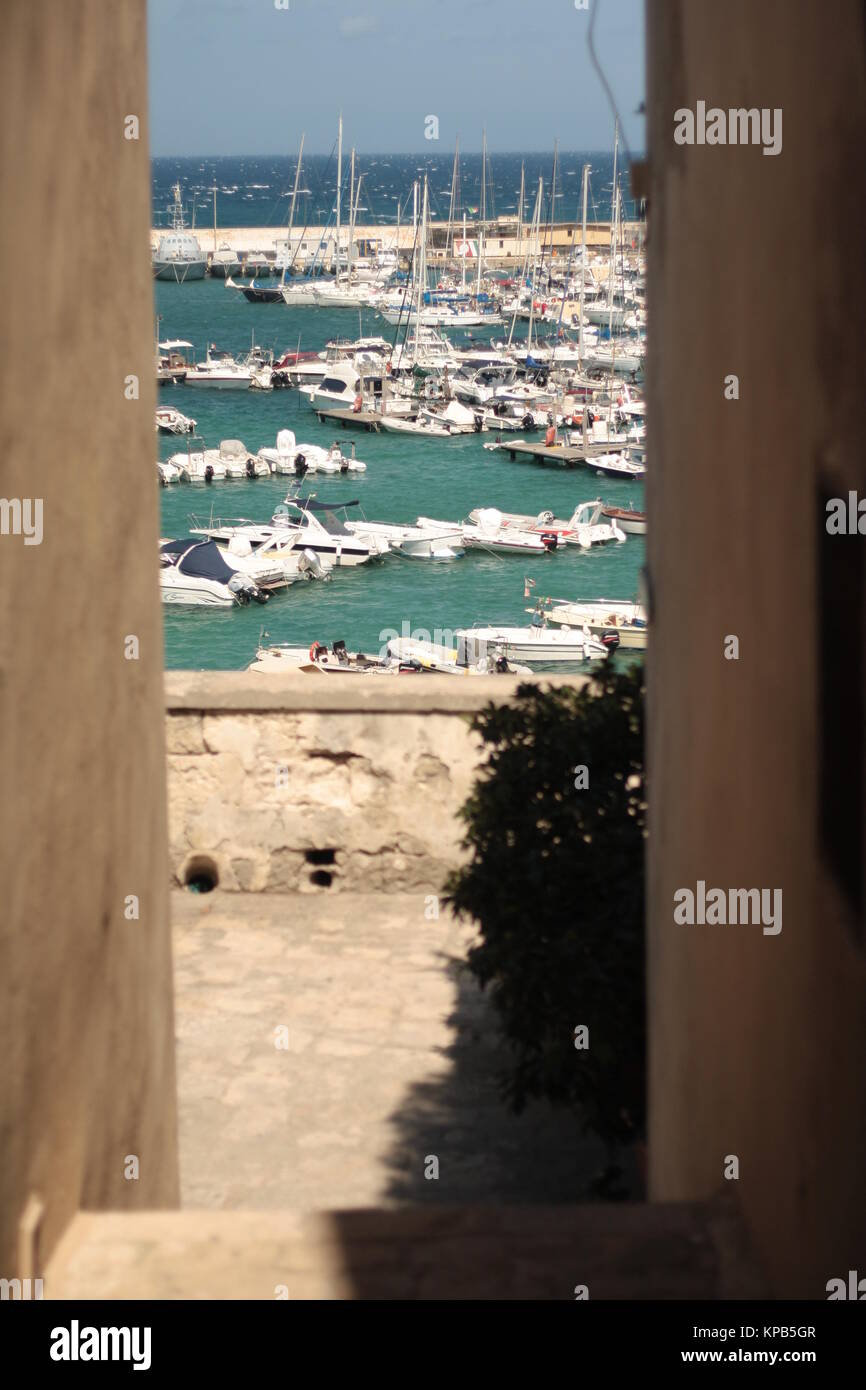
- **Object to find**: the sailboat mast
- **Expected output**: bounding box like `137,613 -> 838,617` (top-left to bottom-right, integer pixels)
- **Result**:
335,113 -> 343,276
526,176 -> 543,353
579,162 -> 589,363
448,136 -> 459,259
283,133 -> 305,285
348,148 -> 356,279
517,160 -> 524,263
212,186 -> 217,253
476,129 -> 486,297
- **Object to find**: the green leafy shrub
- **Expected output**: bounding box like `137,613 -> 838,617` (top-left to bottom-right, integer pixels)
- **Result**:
445,667 -> 646,1152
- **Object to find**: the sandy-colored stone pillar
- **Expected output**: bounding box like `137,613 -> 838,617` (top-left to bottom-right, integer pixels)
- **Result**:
0,1 -> 178,1279
646,0 -> 866,1295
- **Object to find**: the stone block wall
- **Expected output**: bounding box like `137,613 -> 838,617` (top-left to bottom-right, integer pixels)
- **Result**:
165,673 -> 585,895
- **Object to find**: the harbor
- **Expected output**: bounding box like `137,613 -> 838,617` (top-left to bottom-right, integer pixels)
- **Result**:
155,130 -> 648,674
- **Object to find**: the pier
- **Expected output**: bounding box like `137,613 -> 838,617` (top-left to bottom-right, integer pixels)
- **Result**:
314,406 -> 383,432
500,440 -> 612,468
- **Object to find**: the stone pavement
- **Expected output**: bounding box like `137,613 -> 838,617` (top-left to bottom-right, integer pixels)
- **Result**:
172,890 -> 616,1210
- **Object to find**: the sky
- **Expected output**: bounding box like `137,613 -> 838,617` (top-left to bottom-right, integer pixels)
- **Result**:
148,0 -> 645,155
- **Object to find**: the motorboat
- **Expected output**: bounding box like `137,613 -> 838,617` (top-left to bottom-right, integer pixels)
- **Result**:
270,495 -> 387,565
209,244 -> 242,278
159,538 -> 268,607
156,457 -> 182,485
184,347 -> 253,389
601,504 -> 646,535
454,621 -> 615,667
155,406 -> 196,435
539,598 -> 648,650
152,185 -> 207,282
214,439 -> 272,480
188,519 -> 333,585
256,429 -> 367,477
167,438 -> 227,484
419,508 -> 561,556
343,518 -> 464,560
585,451 -> 647,480
386,637 -> 532,675
248,640 -> 419,676
467,499 -> 626,547
156,339 -> 193,385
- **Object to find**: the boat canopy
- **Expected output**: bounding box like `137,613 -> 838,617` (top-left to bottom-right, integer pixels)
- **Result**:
160,538 -> 236,583
295,497 -> 359,511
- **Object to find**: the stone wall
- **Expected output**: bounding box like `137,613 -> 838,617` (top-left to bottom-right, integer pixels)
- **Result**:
166,673 -> 586,895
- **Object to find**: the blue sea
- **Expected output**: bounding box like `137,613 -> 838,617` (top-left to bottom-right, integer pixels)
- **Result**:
155,155 -> 644,673
152,152 -> 641,232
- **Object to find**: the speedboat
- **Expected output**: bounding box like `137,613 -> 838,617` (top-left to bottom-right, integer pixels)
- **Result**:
184,347 -> 253,389
419,508 -> 561,556
343,518 -> 464,560
467,499 -> 626,548
386,637 -> 532,675
209,244 -> 242,278
155,406 -> 196,435
270,495 -> 387,565
159,538 -> 268,607
188,519 -> 332,585
248,640 -> 417,676
214,439 -> 271,479
454,621 -> 615,667
540,598 -> 648,650
256,429 -> 367,477
585,451 -> 647,480
169,439 -> 227,484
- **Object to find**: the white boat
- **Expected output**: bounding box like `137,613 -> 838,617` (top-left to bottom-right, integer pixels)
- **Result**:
209,243 -> 242,278
343,519 -> 464,560
467,499 -> 626,548
386,637 -> 532,675
188,519 -> 333,585
214,439 -> 272,480
270,495 -> 386,565
152,185 -> 207,282
159,538 -> 268,607
184,347 -> 253,389
256,429 -> 367,477
168,440 -> 227,484
377,415 -> 453,438
584,451 -> 647,480
419,508 -> 561,556
601,504 -> 646,535
156,457 -> 182,485
454,622 -> 613,667
540,598 -> 648,650
155,406 -> 196,435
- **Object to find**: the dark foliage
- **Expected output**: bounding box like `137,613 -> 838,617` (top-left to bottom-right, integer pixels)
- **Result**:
445,667 -> 646,1149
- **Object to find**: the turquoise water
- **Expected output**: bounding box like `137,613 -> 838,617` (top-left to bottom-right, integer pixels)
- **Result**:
156,279 -> 644,671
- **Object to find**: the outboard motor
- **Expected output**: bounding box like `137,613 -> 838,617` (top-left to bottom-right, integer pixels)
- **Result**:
246,458 -> 256,478
204,463 -> 214,483
295,453 -> 307,478
522,413 -> 535,430
601,630 -> 621,655
473,413 -> 484,432
540,532 -> 558,552
298,548 -> 326,581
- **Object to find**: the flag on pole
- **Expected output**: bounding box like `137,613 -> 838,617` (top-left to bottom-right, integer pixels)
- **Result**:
524,577 -> 536,599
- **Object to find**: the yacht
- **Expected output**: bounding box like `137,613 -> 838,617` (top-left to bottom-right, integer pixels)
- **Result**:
270,495 -> 387,566
419,509 -> 561,556
152,185 -> 207,282
343,518 -> 464,560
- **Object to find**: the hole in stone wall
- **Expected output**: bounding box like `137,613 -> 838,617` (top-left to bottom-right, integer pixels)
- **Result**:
305,849 -> 337,866
184,855 -> 219,894
309,869 -> 333,889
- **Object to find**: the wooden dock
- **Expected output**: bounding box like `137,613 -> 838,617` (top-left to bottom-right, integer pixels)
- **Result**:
314,407 -> 382,432
500,440 -> 616,469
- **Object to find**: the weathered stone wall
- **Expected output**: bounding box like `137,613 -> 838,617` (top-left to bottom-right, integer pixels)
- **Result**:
165,673 -> 586,894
